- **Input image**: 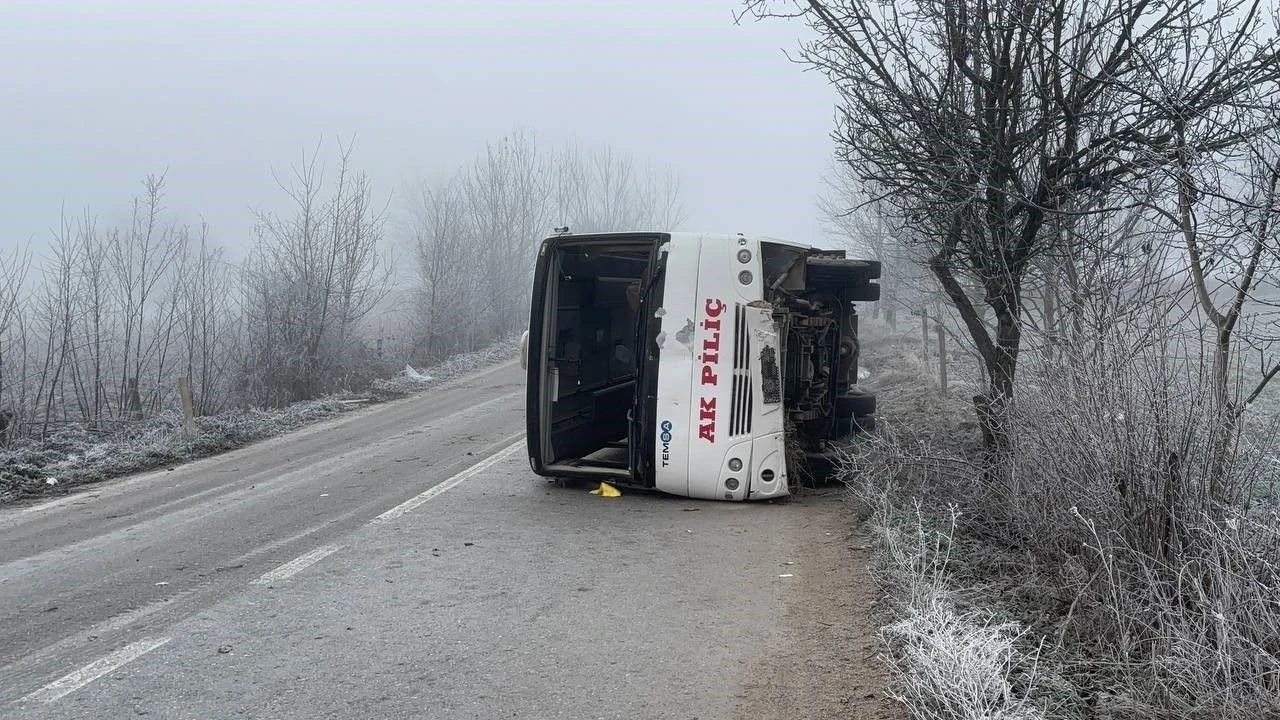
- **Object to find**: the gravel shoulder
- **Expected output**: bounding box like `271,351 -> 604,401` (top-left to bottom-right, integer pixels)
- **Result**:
734,493 -> 901,720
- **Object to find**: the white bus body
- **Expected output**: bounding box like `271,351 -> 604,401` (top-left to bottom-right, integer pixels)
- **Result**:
525,232 -> 879,501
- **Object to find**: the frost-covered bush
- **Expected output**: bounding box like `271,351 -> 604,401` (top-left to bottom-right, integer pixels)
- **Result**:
370,336 -> 516,400
841,320 -> 1280,719
871,506 -> 1049,720
0,337 -> 517,503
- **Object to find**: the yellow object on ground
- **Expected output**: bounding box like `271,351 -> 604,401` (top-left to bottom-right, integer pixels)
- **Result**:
589,482 -> 622,498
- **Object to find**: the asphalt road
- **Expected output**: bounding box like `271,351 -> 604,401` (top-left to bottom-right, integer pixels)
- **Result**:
0,360 -> 886,719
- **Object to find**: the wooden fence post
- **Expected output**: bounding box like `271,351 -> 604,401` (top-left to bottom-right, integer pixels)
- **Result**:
921,308 -> 931,364
178,376 -> 195,436
936,320 -> 948,393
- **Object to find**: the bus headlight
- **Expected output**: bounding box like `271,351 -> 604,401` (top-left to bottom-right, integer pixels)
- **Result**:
728,458 -> 743,471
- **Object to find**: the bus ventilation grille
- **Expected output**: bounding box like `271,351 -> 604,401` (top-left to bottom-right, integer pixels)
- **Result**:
730,304 -> 753,436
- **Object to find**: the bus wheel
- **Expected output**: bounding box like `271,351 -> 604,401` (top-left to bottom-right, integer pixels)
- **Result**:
835,391 -> 876,417
805,257 -> 881,287
802,449 -> 844,486
833,414 -> 876,437
845,282 -> 880,302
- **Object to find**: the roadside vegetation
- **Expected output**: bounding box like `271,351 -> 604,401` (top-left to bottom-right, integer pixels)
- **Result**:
743,0 -> 1280,716
0,337 -> 516,504
844,317 -> 1280,719
0,131 -> 681,503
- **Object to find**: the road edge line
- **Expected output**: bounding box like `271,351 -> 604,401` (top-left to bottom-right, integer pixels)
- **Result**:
250,543 -> 345,586
372,436 -> 525,524
21,636 -> 172,703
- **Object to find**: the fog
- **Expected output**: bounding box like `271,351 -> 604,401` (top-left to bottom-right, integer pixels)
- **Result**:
1,1 -> 835,251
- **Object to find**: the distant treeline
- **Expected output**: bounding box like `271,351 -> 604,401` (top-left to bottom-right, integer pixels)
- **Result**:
0,131 -> 683,438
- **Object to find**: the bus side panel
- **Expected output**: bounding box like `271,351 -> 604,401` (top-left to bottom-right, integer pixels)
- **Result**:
652,239 -> 702,497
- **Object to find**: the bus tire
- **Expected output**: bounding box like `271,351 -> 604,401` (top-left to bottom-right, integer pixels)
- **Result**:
845,282 -> 881,302
834,413 -> 876,438
835,391 -> 876,417
803,449 -> 843,485
806,257 -> 881,287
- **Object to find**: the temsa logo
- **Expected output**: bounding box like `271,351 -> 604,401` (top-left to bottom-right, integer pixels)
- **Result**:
698,298 -> 725,443
660,420 -> 673,467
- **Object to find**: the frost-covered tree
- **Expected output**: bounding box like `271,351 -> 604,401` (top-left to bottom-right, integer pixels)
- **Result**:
243,141 -> 390,404
406,132 -> 686,362
748,0 -> 1280,449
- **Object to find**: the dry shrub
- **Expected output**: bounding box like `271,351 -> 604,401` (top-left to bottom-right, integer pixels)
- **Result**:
1087,511 -> 1280,717
875,507 -> 1048,720
844,319 -> 985,501
1005,334 -> 1280,718
841,319 -> 1280,720
839,324 -> 1058,717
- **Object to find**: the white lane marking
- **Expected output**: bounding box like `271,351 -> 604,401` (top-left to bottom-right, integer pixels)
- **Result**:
22,636 -> 171,703
373,437 -> 525,524
1,393 -> 527,582
250,543 -> 344,586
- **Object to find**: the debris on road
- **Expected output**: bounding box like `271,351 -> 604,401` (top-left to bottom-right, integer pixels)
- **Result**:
589,482 -> 622,498
402,364 -> 433,383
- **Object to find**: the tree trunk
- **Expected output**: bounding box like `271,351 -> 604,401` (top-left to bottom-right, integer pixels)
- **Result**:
936,318 -> 947,393
1206,333 -> 1236,508
1042,273 -> 1057,360
929,253 -> 1022,454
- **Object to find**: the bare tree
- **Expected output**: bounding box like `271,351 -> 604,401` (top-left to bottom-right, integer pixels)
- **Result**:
462,131 -> 548,341
641,166 -> 688,231
0,243 -> 31,435
175,222 -> 235,414
68,210 -> 115,424
244,140 -> 390,403
404,132 -> 688,362
1159,128 -> 1280,499
820,165 -> 938,328
550,142 -> 688,232
408,174 -> 481,362
747,0 -> 1280,450
109,174 -> 184,416
34,220 -> 81,433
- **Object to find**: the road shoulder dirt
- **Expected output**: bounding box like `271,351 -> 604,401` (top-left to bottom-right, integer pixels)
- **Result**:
734,493 -> 901,720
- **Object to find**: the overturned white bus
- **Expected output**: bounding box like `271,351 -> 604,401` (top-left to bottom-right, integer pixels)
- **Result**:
522,231 -> 879,501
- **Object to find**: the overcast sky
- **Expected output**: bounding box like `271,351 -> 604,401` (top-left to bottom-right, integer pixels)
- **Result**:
1,1 -> 838,255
